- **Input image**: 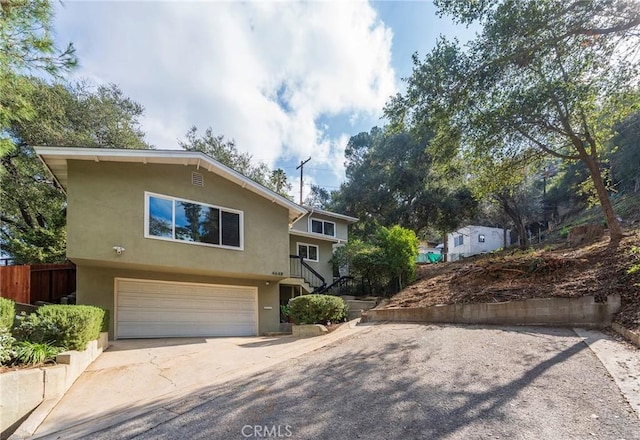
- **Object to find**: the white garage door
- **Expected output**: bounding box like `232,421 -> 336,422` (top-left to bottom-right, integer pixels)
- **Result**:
115,278 -> 258,339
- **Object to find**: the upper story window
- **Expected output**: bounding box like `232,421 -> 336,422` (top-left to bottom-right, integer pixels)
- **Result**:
310,218 -> 336,237
297,243 -> 319,262
454,235 -> 464,247
145,192 -> 243,250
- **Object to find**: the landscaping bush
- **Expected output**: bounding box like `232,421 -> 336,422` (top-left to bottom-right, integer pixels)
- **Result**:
331,225 -> 419,296
289,294 -> 348,325
101,308 -> 110,333
0,297 -> 15,331
15,305 -> 105,351
13,312 -> 61,345
0,331 -> 17,365
13,341 -> 64,365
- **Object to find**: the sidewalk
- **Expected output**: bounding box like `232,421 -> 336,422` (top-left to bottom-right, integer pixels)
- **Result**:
13,319 -> 369,440
574,328 -> 640,420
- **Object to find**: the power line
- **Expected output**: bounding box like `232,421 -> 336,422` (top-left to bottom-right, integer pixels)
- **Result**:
279,167 -> 337,172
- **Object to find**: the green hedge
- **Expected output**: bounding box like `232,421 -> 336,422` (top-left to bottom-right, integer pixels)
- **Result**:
0,298 -> 15,331
101,308 -> 110,333
289,294 -> 348,325
15,305 -> 105,351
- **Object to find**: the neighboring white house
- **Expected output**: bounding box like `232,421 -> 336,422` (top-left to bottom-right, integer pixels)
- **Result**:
447,225 -> 506,262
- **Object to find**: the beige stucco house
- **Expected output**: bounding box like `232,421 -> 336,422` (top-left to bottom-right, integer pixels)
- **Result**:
35,147 -> 357,339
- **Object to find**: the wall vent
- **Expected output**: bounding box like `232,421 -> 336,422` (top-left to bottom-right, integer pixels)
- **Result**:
191,171 -> 204,187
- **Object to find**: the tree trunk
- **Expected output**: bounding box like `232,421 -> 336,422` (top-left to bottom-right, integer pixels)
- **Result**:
496,193 -> 529,248
442,231 -> 448,262
579,151 -> 623,240
503,227 -> 508,248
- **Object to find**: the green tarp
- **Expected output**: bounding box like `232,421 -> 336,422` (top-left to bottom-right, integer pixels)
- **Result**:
416,252 -> 443,264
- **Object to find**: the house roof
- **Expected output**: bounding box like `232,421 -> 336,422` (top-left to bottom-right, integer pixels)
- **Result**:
300,206 -> 359,223
289,229 -> 345,244
33,146 -> 308,223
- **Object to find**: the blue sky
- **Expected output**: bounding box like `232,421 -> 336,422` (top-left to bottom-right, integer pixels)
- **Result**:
53,1 -> 476,201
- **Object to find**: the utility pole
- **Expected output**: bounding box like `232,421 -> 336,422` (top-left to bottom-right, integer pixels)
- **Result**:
296,157 -> 311,205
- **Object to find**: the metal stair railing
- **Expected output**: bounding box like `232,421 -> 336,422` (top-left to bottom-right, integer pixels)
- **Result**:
315,275 -> 354,295
289,255 -> 326,292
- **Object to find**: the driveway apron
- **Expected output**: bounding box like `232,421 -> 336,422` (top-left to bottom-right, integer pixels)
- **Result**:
29,320 -> 366,438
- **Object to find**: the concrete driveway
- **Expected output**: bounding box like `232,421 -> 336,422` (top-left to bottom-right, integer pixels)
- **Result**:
28,323 -> 640,440
27,321 -> 367,439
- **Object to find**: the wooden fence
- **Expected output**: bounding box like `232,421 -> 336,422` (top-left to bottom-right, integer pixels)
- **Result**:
0,263 -> 76,304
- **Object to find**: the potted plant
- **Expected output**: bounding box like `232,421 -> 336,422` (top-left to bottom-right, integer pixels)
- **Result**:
280,305 -> 292,323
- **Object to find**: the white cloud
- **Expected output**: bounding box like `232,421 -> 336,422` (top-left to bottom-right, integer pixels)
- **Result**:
54,1 -> 397,182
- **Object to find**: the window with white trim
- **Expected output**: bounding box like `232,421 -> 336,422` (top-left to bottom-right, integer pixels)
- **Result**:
454,235 -> 464,247
478,234 -> 485,243
145,192 -> 243,249
297,243 -> 319,262
310,218 -> 336,237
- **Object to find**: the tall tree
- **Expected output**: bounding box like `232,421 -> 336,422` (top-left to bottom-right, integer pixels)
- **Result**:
1,79 -> 149,263
386,0 -> 640,241
0,0 -> 77,155
179,126 -> 292,198
328,127 -> 477,239
304,184 -> 331,209
465,150 -> 543,248
268,168 -> 292,197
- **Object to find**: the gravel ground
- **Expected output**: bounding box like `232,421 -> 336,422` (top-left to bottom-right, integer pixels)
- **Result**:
82,324 -> 640,440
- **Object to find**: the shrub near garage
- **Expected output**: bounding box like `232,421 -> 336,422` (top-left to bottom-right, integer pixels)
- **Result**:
15,305 -> 105,351
289,294 -> 349,325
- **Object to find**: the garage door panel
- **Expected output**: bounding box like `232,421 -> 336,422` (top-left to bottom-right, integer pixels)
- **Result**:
117,324 -> 255,338
118,309 -> 256,322
116,279 -> 258,338
117,293 -> 254,309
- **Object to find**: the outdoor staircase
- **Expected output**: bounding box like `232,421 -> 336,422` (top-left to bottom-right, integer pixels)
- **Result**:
289,255 -> 326,293
343,297 -> 378,320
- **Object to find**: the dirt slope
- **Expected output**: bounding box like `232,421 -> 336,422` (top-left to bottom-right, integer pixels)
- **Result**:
382,230 -> 640,331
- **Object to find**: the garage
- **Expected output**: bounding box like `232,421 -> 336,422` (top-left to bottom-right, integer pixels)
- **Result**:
115,278 -> 258,339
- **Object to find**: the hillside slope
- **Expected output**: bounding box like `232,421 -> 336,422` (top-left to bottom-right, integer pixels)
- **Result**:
382,230 -> 640,331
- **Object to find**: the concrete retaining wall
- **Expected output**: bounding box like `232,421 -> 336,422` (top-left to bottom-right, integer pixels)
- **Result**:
612,323 -> 640,347
292,324 -> 328,337
0,332 -> 108,438
362,295 -> 620,328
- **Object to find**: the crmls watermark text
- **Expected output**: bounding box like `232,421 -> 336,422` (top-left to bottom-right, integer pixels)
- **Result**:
241,425 -> 293,438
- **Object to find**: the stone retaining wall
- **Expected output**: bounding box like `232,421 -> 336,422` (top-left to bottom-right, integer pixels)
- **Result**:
0,333 -> 108,438
362,295 -> 620,328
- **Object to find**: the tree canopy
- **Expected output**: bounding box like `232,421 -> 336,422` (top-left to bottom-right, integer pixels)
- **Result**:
1,79 -> 149,263
327,127 -> 477,239
332,224 -> 419,296
179,126 -> 292,198
0,0 -> 77,155
386,0 -> 640,240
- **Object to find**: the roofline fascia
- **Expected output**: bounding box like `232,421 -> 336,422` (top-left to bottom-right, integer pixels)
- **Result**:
34,149 -> 67,196
288,229 -> 345,243
32,146 -> 307,217
302,206 -> 359,223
